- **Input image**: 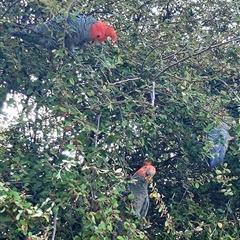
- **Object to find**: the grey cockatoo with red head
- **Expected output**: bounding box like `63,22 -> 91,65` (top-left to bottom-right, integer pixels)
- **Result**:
112,161 -> 156,238
129,161 -> 156,217
10,14 -> 118,54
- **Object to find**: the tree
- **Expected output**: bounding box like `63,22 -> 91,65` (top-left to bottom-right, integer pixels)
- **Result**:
0,0 -> 239,239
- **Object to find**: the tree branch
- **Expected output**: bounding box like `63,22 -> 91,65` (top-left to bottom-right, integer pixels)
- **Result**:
110,78 -> 139,85
153,36 -> 240,80
95,112 -> 102,148
51,207 -> 58,240
1,0 -> 21,18
151,81 -> 155,107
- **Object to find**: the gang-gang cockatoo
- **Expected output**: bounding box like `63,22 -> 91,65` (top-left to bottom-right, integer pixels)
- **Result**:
207,117 -> 235,168
112,161 -> 156,238
129,161 -> 156,217
10,14 -> 118,53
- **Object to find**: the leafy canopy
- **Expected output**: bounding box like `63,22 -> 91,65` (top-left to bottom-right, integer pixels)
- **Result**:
0,0 -> 240,239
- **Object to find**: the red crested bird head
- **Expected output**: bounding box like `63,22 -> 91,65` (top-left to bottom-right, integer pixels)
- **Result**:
90,21 -> 118,43
134,161 -> 156,183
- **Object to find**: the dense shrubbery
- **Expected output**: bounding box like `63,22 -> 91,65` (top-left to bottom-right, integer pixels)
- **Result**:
0,0 -> 239,239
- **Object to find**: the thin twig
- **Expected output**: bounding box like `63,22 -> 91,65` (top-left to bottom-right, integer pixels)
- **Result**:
110,78 -> 139,85
218,79 -> 240,103
177,189 -> 187,210
151,81 -> 155,107
1,0 -> 21,18
164,72 -> 207,82
89,100 -> 152,110
66,0 -> 76,14
95,112 -> 102,147
51,207 -> 58,240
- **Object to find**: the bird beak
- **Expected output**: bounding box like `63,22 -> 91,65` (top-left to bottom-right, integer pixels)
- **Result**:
90,40 -> 101,45
144,169 -> 156,183
145,175 -> 153,183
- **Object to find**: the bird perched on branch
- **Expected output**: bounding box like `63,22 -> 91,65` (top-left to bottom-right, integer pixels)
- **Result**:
207,117 -> 235,168
10,14 -> 118,53
112,161 -> 156,239
129,161 -> 156,217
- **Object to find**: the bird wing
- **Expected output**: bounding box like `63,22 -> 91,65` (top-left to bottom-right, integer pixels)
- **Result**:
10,16 -> 66,49
69,15 -> 97,44
130,175 -> 149,217
10,14 -> 97,52
140,195 -> 149,217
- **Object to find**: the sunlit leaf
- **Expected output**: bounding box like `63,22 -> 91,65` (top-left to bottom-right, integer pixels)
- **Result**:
217,222 -> 223,228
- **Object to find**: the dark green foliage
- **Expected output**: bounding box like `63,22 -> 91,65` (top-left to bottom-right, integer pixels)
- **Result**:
0,0 -> 239,239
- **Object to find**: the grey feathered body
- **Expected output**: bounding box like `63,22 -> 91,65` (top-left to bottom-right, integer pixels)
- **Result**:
208,128 -> 229,168
11,14 -> 97,53
207,119 -> 234,168
130,175 -> 149,217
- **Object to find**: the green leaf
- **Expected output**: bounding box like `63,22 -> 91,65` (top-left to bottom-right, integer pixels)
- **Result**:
121,120 -> 128,127
128,193 -> 135,200
117,236 -> 125,240
195,182 -> 200,189
70,78 -> 75,85
215,170 -> 222,175
116,237 -> 125,240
